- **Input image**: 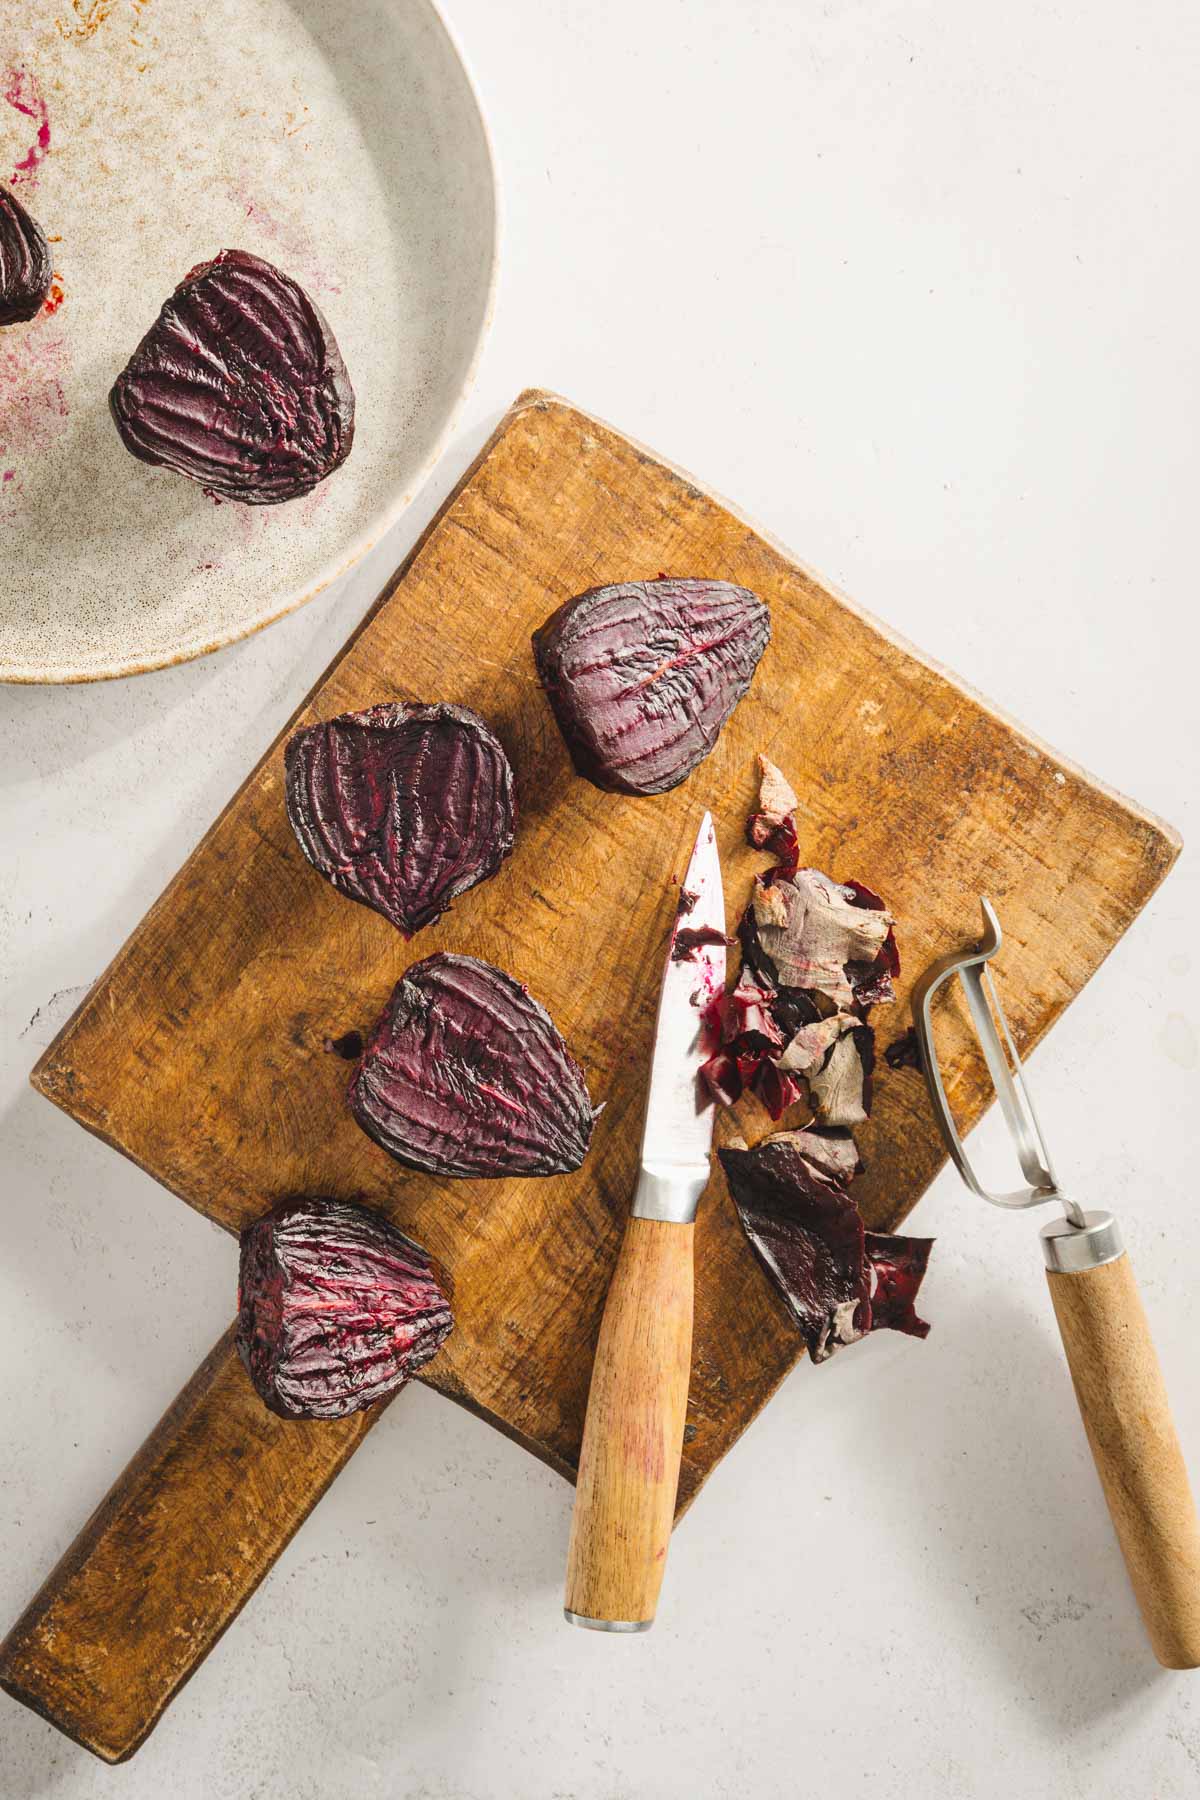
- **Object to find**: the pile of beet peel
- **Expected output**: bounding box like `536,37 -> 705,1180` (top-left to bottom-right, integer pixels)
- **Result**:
708,757 -> 933,1363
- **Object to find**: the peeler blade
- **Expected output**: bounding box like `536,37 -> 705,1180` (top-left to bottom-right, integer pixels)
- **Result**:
911,898 -> 1084,1225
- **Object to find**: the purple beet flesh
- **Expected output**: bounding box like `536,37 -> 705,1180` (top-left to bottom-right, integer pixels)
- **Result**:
350,952 -> 600,1178
532,578 -> 770,795
0,185 -> 52,326
285,702 -> 517,936
237,1197 -> 453,1419
109,248 -> 354,504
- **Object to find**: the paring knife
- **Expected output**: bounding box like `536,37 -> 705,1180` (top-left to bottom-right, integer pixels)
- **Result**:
564,811 -> 725,1632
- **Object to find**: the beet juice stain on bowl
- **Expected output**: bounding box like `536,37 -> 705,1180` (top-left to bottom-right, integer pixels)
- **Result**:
3,66 -> 50,188
232,185 -> 343,300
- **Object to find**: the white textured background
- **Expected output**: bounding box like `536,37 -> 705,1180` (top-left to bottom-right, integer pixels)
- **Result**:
3,0 -> 1199,1794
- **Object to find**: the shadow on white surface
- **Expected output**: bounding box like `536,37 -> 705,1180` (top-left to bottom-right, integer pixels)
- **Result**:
851,1281 -> 1168,1732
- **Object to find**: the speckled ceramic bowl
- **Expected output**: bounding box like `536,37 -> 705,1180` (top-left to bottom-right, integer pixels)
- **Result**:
0,0 -> 498,681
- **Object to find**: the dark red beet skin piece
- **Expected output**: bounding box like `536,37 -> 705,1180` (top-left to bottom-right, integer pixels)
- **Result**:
532,578 -> 770,795
671,924 -> 729,962
109,248 -> 354,504
285,701 -> 517,937
720,1132 -> 871,1362
864,1232 -> 933,1338
0,185 -> 52,326
350,952 -> 600,1178
720,1130 -> 933,1362
236,1198 -> 453,1420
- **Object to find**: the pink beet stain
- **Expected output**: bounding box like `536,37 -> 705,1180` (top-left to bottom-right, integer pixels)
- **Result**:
232,183 -> 343,297
4,67 -> 51,187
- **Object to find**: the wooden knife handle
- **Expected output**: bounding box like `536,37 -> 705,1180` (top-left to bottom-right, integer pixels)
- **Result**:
0,1326 -> 389,1762
1047,1252 -> 1200,1668
564,1217 -> 693,1630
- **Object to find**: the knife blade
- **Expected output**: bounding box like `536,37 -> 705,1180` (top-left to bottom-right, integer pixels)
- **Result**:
564,813 -> 725,1632
635,810 -> 726,1222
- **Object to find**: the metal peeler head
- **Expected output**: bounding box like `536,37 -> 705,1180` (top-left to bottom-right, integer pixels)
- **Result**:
911,898 -> 1087,1230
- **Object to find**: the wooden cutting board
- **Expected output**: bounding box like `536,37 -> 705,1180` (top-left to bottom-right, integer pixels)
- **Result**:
2,390 -> 1178,1762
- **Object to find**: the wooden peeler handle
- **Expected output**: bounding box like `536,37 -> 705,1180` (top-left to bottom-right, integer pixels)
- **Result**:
0,1327 -> 389,1761
564,1218 -> 693,1631
1044,1220 -> 1200,1668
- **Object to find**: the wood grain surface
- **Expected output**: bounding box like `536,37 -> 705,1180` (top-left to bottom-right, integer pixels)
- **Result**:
1047,1256 -> 1200,1668
4,389 -> 1180,1758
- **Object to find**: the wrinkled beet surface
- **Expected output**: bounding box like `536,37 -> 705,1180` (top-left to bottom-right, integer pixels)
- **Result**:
0,185 -> 52,325
720,1130 -> 932,1362
110,248 -> 354,503
237,1197 -> 453,1419
532,578 -> 770,795
350,952 -> 600,1178
285,702 -> 516,936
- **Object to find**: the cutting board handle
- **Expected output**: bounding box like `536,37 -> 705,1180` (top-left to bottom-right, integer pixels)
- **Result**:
564,1217 -> 693,1630
1046,1250 -> 1200,1668
0,1327 -> 386,1762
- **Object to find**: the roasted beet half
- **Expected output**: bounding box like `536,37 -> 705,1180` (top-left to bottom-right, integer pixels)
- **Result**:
237,1197 -> 453,1419
285,702 -> 516,936
532,578 -> 770,795
109,249 -> 354,503
350,952 -> 600,1178
720,1130 -> 932,1362
0,185 -> 52,326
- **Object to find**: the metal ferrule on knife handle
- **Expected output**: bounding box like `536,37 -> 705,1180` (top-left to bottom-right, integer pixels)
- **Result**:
631,1159 -> 712,1224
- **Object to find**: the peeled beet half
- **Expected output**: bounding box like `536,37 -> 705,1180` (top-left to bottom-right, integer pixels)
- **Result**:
237,1197 -> 453,1420
109,248 -> 354,503
285,702 -> 516,936
532,578 -> 770,795
0,185 -> 52,326
350,952 -> 600,1178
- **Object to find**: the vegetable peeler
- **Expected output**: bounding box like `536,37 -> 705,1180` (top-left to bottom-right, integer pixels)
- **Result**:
914,899 -> 1200,1668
